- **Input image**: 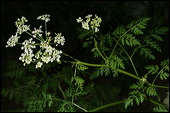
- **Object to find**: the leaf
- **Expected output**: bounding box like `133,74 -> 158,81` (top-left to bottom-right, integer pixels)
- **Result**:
109,55 -> 125,69
77,28 -> 91,39
124,98 -> 133,109
77,64 -> 88,71
151,34 -> 164,41
130,82 -> 143,90
112,26 -> 126,36
153,106 -> 168,112
146,86 -> 157,96
126,17 -> 151,35
135,97 -> 140,105
140,47 -> 155,60
160,59 -> 169,68
146,39 -> 161,52
124,34 -> 140,46
160,72 -> 169,80
138,93 -> 145,104
145,65 -> 159,74
48,100 -> 53,108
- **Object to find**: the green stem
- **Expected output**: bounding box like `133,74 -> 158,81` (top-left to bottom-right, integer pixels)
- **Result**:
53,97 -> 87,112
45,21 -> 48,41
62,52 -> 141,80
112,38 -> 139,76
57,80 -> 67,100
147,99 -> 165,107
88,100 -> 125,112
72,102 -> 88,112
116,68 -> 141,80
152,67 -> 165,85
151,84 -> 169,89
110,27 -> 133,58
26,31 -> 42,42
93,38 -> 106,61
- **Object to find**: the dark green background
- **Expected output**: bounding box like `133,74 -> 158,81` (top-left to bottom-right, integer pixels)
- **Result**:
1,1 -> 169,111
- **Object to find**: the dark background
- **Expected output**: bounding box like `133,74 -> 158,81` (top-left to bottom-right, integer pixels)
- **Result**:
1,1 -> 169,111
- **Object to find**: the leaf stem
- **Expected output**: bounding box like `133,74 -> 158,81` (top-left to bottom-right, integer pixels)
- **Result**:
112,38 -> 139,76
93,38 -> 106,61
88,100 -> 125,112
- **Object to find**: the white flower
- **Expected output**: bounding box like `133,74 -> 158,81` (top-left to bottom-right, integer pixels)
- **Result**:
82,22 -> 90,30
95,27 -> 99,32
15,16 -> 28,28
21,38 -> 36,54
19,52 -> 34,66
36,62 -> 43,68
6,34 -> 20,47
54,33 -> 65,46
15,17 -> 30,35
7,14 -> 65,69
40,41 -> 49,49
76,14 -> 102,32
19,38 -> 36,66
32,25 -> 43,38
85,14 -> 92,19
141,78 -> 147,82
37,14 -> 50,22
76,17 -> 83,23
35,50 -> 42,59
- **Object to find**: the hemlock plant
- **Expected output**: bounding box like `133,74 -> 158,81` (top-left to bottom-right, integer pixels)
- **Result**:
2,14 -> 169,112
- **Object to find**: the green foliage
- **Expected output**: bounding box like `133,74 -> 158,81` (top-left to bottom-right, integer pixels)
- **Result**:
126,17 -> 151,35
124,90 -> 145,109
2,16 -> 169,112
146,86 -> 157,96
145,65 -> 159,74
145,59 -> 169,80
139,47 -> 156,60
107,55 -> 125,70
76,63 -> 89,71
153,106 -> 168,112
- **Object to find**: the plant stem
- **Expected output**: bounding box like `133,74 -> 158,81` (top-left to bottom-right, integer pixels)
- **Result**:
62,52 -> 141,80
88,100 -> 125,112
152,67 -> 165,85
112,38 -> 139,76
93,38 -> 106,61
45,21 -> 48,41
151,84 -> 169,89
147,99 -> 165,107
53,97 -> 87,112
26,31 -> 43,42
116,68 -> 141,80
57,80 -> 67,100
72,102 -> 88,112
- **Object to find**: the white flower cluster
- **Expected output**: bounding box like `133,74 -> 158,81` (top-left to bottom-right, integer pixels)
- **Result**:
15,16 -> 30,35
37,14 -> 50,22
54,33 -> 65,46
76,14 -> 102,32
32,25 -> 43,38
6,14 -> 65,69
33,40 -> 62,68
141,78 -> 147,82
6,16 -> 30,48
19,38 -> 36,66
6,34 -> 20,47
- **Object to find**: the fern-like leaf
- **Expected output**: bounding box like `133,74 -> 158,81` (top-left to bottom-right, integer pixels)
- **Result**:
146,86 -> 157,96
126,17 -> 151,35
145,65 -> 159,74
124,98 -> 134,109
140,47 -> 155,60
